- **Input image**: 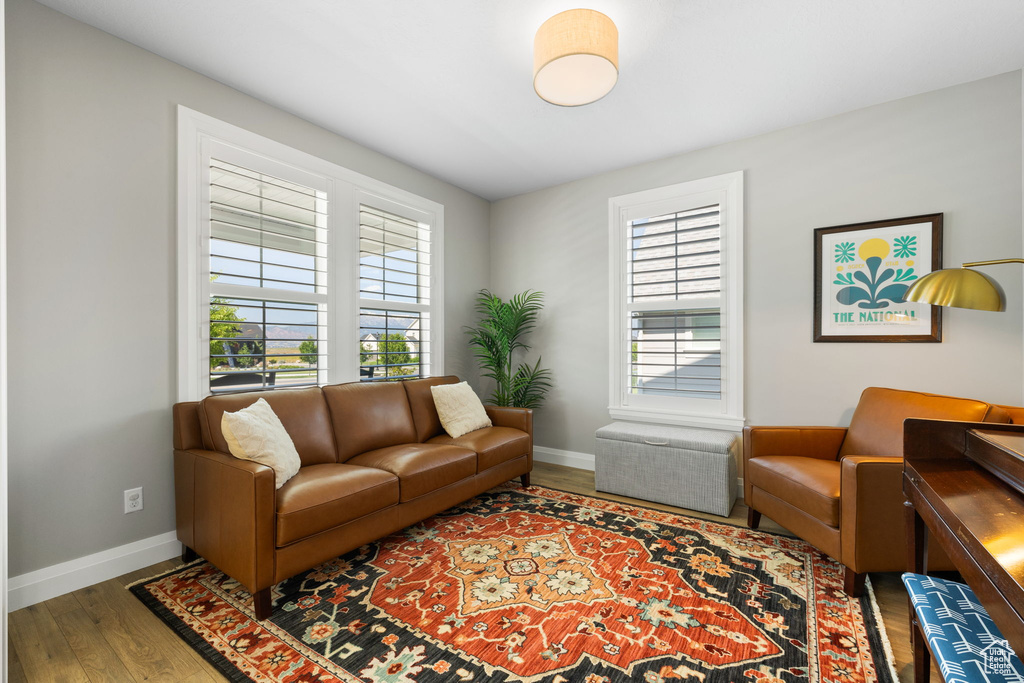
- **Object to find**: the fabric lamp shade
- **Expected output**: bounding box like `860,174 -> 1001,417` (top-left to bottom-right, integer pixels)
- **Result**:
534,9 -> 618,107
903,267 -> 1005,311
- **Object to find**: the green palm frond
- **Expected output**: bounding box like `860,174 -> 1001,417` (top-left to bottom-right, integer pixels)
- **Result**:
509,358 -> 553,409
465,289 -> 553,409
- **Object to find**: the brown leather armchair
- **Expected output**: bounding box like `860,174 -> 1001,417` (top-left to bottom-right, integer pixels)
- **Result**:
743,387 -> 1013,596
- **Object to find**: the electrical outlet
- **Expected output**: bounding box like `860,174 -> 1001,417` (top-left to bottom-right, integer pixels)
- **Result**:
124,487 -> 143,514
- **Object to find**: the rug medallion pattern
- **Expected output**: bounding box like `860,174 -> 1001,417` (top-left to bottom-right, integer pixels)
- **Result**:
131,486 -> 895,683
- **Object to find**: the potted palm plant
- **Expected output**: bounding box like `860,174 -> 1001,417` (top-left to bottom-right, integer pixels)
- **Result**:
466,289 -> 553,408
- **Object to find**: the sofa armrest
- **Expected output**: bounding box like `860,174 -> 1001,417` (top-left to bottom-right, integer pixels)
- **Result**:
485,405 -> 533,434
839,455 -> 907,574
174,448 -> 276,593
743,426 -> 847,502
485,406 -> 534,471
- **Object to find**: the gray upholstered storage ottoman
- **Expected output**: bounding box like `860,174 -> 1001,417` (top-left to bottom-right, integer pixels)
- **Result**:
595,421 -> 739,516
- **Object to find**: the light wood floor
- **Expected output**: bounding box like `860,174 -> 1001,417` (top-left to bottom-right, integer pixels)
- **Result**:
8,462 -> 933,682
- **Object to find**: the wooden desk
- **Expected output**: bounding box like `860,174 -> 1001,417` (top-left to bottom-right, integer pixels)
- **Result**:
903,418 -> 1024,682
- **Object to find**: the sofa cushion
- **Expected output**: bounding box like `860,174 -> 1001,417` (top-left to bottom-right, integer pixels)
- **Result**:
839,387 -> 1008,459
276,464 -> 399,546
403,375 -> 460,442
747,456 -> 841,527
323,382 -> 419,462
199,388 -> 337,466
428,427 -> 530,472
347,444 -> 476,501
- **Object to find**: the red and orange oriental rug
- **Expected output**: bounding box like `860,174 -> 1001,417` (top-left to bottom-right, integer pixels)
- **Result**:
130,485 -> 896,683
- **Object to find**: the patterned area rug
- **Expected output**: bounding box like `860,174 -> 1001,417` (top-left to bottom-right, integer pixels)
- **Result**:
130,485 -> 896,683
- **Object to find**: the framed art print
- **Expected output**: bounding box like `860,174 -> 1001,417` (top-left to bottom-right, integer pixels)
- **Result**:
813,213 -> 942,342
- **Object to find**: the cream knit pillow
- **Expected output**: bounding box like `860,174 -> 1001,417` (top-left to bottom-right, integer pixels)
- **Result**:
431,382 -> 492,439
221,398 -> 301,489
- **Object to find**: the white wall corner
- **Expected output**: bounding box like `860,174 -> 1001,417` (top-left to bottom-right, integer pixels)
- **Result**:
7,531 -> 180,611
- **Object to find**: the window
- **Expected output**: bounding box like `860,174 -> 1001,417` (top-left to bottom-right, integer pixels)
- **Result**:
178,107 -> 443,400
208,158 -> 328,393
608,172 -> 743,430
358,203 -> 433,381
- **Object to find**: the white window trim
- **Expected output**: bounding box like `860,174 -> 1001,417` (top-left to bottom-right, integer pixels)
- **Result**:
177,106 -> 444,401
607,171 -> 744,431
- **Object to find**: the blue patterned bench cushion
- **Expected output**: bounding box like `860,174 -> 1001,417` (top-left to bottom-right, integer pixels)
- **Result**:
902,573 -> 1024,683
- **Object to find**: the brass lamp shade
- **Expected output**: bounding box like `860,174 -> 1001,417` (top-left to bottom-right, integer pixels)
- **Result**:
903,268 -> 1005,311
534,9 -> 618,107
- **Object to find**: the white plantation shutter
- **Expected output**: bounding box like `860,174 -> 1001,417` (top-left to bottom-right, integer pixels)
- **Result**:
358,203 -> 432,381
179,107 -> 445,400
207,157 -> 329,393
609,173 -> 744,429
628,206 -> 722,399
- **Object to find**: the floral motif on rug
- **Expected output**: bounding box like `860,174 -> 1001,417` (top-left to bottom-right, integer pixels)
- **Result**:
130,485 -> 896,683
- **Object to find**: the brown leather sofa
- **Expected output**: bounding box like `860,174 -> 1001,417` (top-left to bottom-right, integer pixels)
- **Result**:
743,387 -> 1015,596
172,375 -> 532,619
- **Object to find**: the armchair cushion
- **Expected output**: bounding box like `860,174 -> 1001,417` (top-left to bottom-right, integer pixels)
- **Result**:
997,404 -> 1024,424
276,464 -> 399,546
839,387 -> 1008,458
747,456 -> 841,526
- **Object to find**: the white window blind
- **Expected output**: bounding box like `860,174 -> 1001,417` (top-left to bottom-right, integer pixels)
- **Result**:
358,204 -> 432,381
208,158 -> 329,393
179,107 -> 445,400
608,172 -> 744,430
628,205 -> 722,399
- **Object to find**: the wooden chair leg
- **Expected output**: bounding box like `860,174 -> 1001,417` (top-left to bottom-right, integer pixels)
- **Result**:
844,567 -> 866,597
747,508 -> 761,529
912,617 -> 930,683
253,588 -> 272,621
520,473 -> 531,488
181,545 -> 198,563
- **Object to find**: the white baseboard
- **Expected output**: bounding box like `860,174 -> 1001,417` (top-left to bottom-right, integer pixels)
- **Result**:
8,530 -> 180,611
534,445 -> 596,471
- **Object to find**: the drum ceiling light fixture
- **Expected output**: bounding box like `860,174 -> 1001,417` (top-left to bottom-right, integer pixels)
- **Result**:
533,9 -> 618,107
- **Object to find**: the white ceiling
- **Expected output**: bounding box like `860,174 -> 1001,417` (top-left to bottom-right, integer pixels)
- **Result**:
34,0 -> 1024,201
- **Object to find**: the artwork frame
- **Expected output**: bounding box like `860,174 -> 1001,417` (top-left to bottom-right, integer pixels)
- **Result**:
813,213 -> 942,343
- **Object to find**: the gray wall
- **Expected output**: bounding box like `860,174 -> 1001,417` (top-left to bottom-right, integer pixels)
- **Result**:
5,0 -> 491,576
491,72 -> 1024,454
7,0 -> 1024,578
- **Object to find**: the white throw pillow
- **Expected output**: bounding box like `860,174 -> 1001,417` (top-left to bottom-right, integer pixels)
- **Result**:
431,382 -> 492,439
220,398 -> 301,489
